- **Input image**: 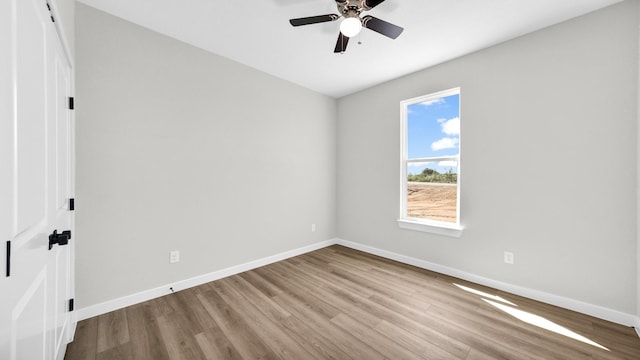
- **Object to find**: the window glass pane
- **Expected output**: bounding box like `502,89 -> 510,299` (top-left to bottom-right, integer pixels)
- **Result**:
407,93 -> 460,159
406,160 -> 458,223
402,88 -> 461,229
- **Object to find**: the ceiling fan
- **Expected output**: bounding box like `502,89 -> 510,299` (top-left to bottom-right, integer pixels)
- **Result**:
289,0 -> 404,53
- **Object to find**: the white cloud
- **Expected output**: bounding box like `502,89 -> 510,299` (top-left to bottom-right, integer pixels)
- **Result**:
440,117 -> 460,136
408,162 -> 432,167
438,160 -> 458,167
431,137 -> 459,151
419,98 -> 445,107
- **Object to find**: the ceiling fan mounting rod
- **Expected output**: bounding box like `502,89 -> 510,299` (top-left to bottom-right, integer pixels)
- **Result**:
336,0 -> 364,18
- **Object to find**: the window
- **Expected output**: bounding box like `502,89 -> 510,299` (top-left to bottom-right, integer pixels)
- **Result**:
399,88 -> 463,237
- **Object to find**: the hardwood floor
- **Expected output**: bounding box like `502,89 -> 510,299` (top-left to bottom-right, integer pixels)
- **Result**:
65,245 -> 640,360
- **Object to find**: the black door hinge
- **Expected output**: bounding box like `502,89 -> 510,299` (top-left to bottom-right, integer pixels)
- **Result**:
68,298 -> 75,312
48,230 -> 71,250
6,241 -> 10,277
69,198 -> 75,211
46,3 -> 54,22
68,97 -> 74,110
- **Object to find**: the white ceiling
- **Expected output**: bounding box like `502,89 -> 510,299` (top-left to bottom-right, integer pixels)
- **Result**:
77,0 -> 621,98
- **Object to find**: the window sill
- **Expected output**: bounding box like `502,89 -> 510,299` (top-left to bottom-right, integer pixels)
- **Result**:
397,219 -> 464,238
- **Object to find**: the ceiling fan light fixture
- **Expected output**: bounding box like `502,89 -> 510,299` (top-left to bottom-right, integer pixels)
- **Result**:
340,17 -> 362,37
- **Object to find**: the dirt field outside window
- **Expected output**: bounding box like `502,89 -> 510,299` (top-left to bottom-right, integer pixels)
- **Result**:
407,182 -> 457,223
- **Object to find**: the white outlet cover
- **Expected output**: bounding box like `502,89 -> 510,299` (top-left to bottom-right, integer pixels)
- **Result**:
170,250 -> 180,263
504,251 -> 514,264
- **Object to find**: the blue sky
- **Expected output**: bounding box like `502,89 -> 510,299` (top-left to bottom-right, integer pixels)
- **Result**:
407,93 -> 460,175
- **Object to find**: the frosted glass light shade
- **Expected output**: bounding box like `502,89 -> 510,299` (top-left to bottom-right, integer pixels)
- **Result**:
340,17 -> 362,37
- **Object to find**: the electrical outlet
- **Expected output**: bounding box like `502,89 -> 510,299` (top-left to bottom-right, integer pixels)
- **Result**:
504,251 -> 514,264
170,250 -> 180,264
311,224 -> 316,232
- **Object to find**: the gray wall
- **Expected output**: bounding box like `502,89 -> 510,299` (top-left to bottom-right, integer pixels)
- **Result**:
337,1 -> 639,314
75,4 -> 337,307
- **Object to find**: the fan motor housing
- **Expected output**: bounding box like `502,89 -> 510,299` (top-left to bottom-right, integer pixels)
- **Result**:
337,0 -> 364,17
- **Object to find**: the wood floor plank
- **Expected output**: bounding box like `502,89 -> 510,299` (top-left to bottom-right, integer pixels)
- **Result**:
256,265 -> 342,320
278,313 -> 356,360
373,319 -> 466,359
221,271 -> 354,359
292,256 -> 378,298
196,290 -> 280,360
276,267 -> 383,328
593,320 -> 640,348
95,342 -> 133,360
156,312 -> 206,360
428,303 -> 573,360
368,294 -> 471,358
465,348 -> 509,360
125,303 -> 170,360
496,290 -> 595,334
65,245 -> 640,360
472,302 -> 601,359
64,317 -> 98,360
238,270 -> 283,298
147,295 -> 175,318
163,288 -> 217,335
194,328 -> 244,360
211,277 -> 321,360
96,309 -> 130,353
270,291 -> 386,359
223,275 -> 291,321
330,313 -> 422,360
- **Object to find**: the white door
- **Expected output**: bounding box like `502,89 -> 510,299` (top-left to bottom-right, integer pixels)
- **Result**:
0,0 -> 75,359
49,16 -> 75,360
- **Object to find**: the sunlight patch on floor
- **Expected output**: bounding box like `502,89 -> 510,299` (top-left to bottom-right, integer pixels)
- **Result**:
453,283 -> 517,306
483,299 -> 609,351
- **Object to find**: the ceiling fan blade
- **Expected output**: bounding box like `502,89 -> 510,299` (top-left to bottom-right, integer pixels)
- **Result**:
362,15 -> 404,39
363,0 -> 386,10
289,14 -> 339,27
334,32 -> 350,53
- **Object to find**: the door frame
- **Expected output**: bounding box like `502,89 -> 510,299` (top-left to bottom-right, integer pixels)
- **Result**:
48,0 -> 77,350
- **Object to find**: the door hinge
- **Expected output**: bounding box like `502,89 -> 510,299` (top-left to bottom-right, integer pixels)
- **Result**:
68,298 -> 75,312
48,230 -> 71,250
46,3 -> 55,23
69,198 -> 75,211
68,97 -> 74,110
5,241 -> 10,277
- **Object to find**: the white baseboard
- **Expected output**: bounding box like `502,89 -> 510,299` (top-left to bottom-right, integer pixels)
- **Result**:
77,236 -> 638,333
76,239 -> 338,320
335,238 -> 638,328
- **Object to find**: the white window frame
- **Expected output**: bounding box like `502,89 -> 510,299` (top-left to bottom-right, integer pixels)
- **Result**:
398,88 -> 463,237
